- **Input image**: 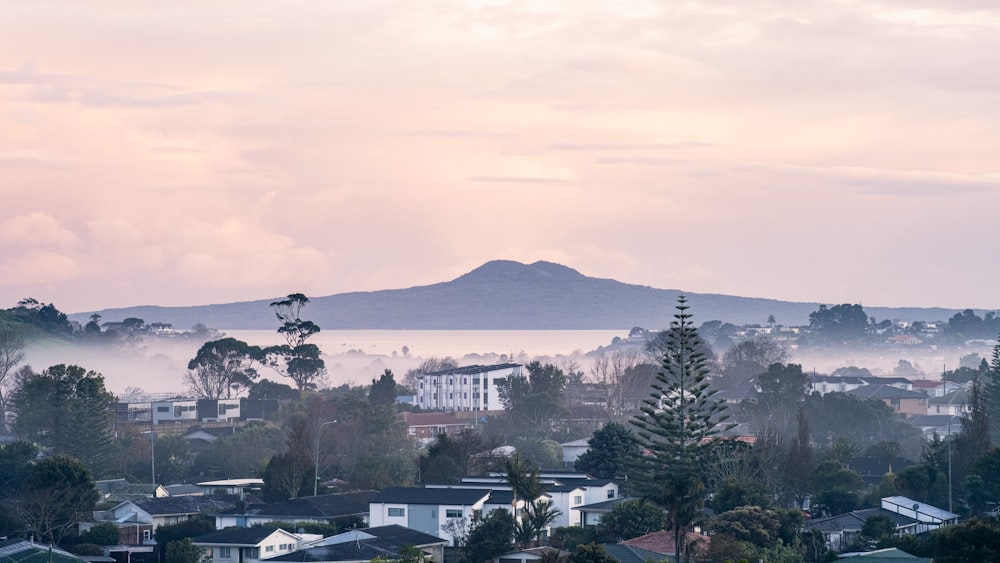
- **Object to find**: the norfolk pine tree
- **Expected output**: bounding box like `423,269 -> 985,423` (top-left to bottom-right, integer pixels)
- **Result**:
629,296 -> 733,563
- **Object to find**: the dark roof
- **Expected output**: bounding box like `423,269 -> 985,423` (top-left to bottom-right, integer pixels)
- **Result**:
163,484 -> 204,496
268,541 -> 394,562
849,457 -> 913,485
803,508 -> 918,533
909,414 -> 962,428
546,484 -> 585,493
370,487 -> 491,505
131,495 -> 239,516
601,543 -> 673,563
846,385 -> 926,400
422,363 -> 521,377
549,477 -> 613,488
268,525 -> 447,563
363,525 -> 449,549
576,497 -> 637,513
247,491 -> 377,519
928,390 -> 969,405
0,539 -> 87,563
400,412 -> 470,427
193,526 -> 290,546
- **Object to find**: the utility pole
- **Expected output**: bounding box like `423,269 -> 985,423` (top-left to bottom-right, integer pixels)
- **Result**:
314,420 -> 337,497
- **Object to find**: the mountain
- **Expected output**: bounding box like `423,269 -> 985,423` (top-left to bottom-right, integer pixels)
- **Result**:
70,260 -> 966,330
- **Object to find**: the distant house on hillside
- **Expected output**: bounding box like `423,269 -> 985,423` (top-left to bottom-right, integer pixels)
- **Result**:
400,412 -> 473,444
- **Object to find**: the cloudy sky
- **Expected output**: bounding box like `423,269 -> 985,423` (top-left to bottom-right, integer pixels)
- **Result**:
2,0 -> 999,314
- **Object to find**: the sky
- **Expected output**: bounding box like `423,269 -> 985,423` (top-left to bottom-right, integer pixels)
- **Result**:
2,0 -> 1000,314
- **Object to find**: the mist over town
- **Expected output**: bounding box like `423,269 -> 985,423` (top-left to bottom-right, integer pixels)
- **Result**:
3,2 -> 1000,563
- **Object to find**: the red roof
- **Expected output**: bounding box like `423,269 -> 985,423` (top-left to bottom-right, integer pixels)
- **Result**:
400,412 -> 470,427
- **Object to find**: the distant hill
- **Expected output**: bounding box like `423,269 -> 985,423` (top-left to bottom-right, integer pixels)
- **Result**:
69,260 -> 967,330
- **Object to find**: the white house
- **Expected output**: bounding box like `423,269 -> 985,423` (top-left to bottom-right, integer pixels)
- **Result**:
193,527 -> 312,562
368,487 -> 492,545
415,364 -> 522,412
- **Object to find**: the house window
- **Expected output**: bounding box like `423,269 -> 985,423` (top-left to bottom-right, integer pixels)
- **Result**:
607,489 -> 616,499
388,507 -> 405,517
573,495 -> 582,504
219,547 -> 231,559
247,548 -> 260,559
265,545 -> 274,552
174,406 -> 182,416
143,529 -> 152,542
446,509 -> 463,518
157,406 -> 169,412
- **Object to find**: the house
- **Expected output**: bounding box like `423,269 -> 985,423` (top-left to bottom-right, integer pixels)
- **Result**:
368,487 -> 493,545
415,363 -> 523,412
93,496 -> 240,545
269,525 -> 448,563
0,539 -> 88,563
927,390 -> 971,417
575,497 -> 637,527
807,375 -> 869,396
558,438 -> 590,467
837,547 -> 930,561
848,457 -> 913,487
215,491 -> 377,529
600,543 -> 672,563
163,484 -> 204,497
880,496 -> 959,529
621,530 -> 708,560
94,479 -> 168,503
803,508 -> 923,552
491,546 -> 570,563
198,478 -> 264,498
400,412 -> 474,444
909,414 -> 963,440
193,527 -> 310,562
845,385 -> 927,417
804,497 -> 958,551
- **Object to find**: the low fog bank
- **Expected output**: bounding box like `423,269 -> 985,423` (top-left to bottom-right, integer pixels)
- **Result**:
20,337 -> 600,398
787,344 -> 995,379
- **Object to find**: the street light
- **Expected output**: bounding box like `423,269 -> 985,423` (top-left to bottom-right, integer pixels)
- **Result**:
314,420 -> 337,497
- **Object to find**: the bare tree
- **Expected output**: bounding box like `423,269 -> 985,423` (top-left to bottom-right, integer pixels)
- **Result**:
0,328 -> 26,433
590,347 -> 642,421
402,356 -> 458,389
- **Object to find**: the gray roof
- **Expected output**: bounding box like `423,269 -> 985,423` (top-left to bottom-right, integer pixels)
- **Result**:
370,487 -> 491,505
243,491 -> 377,519
422,363 -> 521,377
163,484 -> 204,496
803,508 -> 917,533
131,495 -> 239,516
193,526 -> 290,546
576,497 -> 637,513
846,385 -> 926,400
269,525 -> 447,562
601,543 -> 673,563
0,539 -> 87,563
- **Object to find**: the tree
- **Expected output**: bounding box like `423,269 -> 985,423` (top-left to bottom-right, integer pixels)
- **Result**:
403,357 -> 458,390
718,337 -> 788,392
597,499 -> 666,541
185,338 -> 263,399
574,422 -> 639,480
266,293 -> 326,391
262,415 -> 315,501
18,454 -> 99,544
495,362 -> 568,433
747,363 -> 807,437
590,348 -> 642,421
807,304 -> 870,345
0,327 -> 25,433
10,364 -> 116,476
165,539 -> 206,563
462,509 -> 514,562
80,521 -> 123,545
569,543 -> 617,563
370,369 -> 397,406
629,296 -> 734,563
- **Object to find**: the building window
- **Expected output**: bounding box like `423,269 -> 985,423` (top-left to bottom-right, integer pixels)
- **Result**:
388,507 -> 405,517
174,406 -> 182,416
446,509 -> 463,518
143,530 -> 151,542
157,406 -> 169,412
219,547 -> 231,559
573,495 -> 582,504
265,545 -> 274,552
607,489 -> 616,499
449,393 -> 453,399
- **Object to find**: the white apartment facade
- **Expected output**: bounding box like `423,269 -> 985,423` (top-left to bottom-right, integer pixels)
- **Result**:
416,363 -> 522,412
